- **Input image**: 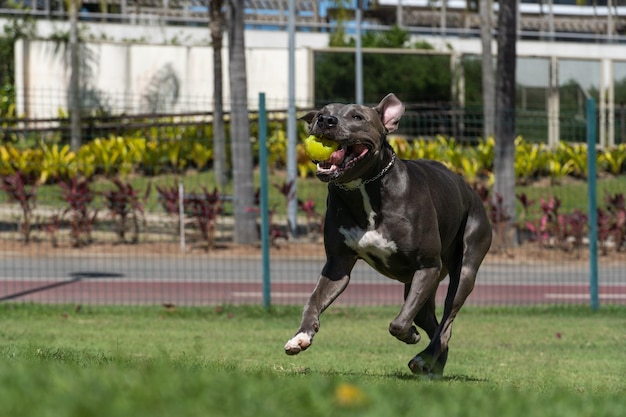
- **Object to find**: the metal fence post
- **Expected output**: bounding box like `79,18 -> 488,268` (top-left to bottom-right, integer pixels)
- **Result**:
586,98 -> 599,311
178,182 -> 185,254
258,93 -> 271,309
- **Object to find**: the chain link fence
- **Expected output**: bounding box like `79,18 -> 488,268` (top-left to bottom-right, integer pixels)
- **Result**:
1,94 -> 625,308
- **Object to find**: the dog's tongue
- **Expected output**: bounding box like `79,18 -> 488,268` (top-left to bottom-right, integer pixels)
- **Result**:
329,148 -> 346,166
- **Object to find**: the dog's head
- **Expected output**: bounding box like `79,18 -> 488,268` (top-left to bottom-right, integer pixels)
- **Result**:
301,93 -> 405,185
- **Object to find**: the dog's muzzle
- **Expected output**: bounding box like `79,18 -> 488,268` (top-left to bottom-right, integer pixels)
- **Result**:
314,143 -> 371,182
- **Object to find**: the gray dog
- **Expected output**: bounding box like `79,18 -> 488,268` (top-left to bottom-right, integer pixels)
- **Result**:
284,93 -> 492,377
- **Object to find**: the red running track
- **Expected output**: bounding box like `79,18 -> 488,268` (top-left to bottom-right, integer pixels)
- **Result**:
1,280 -> 625,306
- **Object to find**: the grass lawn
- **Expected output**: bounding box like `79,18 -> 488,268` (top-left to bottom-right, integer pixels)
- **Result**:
516,175 -> 626,217
1,304 -> 625,417
22,168 -> 329,216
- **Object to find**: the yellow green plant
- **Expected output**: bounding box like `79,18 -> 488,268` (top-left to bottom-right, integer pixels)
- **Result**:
117,136 -> 146,177
88,136 -> 121,177
0,144 -> 17,175
547,158 -> 575,185
514,136 -> 548,184
0,144 -> 42,176
165,140 -> 186,172
458,152 -> 483,185
75,145 -> 97,179
142,139 -> 166,176
388,137 -> 413,159
0,145 -> 13,176
39,142 -> 76,183
476,136 -> 495,170
296,143 -> 315,178
599,144 -> 626,175
266,127 -> 288,168
555,141 -> 587,179
189,142 -> 213,171
436,135 -> 461,170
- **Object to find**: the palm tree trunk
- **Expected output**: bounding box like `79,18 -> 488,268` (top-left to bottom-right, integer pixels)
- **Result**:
69,0 -> 81,151
494,0 -> 517,247
227,0 -> 257,244
210,0 -> 228,190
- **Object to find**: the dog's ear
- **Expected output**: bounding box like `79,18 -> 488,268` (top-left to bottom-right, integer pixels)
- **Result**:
299,110 -> 318,124
374,93 -> 405,133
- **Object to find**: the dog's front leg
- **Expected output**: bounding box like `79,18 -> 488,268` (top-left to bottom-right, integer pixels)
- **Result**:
284,257 -> 355,355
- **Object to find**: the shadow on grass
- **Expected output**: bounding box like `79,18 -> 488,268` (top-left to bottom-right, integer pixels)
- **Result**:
390,371 -> 488,383
285,366 -> 488,384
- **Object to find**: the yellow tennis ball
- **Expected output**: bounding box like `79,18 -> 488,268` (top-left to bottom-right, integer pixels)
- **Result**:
304,135 -> 339,161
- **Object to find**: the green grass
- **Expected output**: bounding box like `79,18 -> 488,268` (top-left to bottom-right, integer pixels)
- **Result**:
516,175 -> 626,217
9,169 -> 329,217
1,304 -> 626,416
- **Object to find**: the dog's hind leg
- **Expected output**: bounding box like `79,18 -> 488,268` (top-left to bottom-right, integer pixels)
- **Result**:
410,267 -> 449,374
408,255 -> 461,377
409,210 -> 492,377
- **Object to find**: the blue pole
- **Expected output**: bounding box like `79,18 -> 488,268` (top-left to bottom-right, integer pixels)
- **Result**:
258,93 -> 271,309
586,98 -> 599,311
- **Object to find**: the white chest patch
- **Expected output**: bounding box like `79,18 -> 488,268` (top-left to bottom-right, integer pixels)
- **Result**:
340,227 -> 398,267
339,185 -> 398,267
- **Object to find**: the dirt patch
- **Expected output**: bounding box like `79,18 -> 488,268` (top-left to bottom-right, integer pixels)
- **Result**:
2,233 -> 624,266
485,242 -> 626,266
0,235 -> 327,260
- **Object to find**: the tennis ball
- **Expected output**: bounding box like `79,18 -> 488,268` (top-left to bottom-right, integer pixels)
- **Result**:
304,135 -> 339,161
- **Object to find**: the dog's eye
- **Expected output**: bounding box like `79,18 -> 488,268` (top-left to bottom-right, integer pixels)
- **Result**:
352,114 -> 364,121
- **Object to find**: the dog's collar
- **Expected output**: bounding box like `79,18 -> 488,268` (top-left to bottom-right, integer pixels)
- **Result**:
332,153 -> 396,191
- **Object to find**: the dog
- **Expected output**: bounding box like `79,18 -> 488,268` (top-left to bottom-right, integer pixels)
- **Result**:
284,93 -> 492,377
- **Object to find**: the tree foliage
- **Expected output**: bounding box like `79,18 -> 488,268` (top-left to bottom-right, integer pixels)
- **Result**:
314,26 -> 449,106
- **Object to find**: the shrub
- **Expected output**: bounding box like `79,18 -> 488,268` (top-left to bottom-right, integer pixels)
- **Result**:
103,178 -> 147,244
599,144 -> 626,176
156,183 -> 223,250
58,176 -> 97,247
0,171 -> 38,243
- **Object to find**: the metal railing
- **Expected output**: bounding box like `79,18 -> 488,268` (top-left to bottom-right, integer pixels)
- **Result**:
1,0 -> 625,43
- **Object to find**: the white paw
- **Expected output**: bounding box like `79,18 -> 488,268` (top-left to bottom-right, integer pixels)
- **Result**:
284,332 -> 312,355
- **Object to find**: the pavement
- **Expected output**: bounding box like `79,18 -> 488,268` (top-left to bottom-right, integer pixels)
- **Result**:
1,253 -> 624,306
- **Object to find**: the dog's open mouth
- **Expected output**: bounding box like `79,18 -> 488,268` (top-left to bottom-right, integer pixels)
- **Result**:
314,143 -> 369,177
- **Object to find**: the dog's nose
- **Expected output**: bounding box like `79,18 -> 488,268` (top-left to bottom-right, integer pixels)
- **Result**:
318,115 -> 338,129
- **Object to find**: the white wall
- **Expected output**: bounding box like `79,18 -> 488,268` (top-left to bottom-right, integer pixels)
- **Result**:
9,18 -> 626,119
15,38 -> 313,117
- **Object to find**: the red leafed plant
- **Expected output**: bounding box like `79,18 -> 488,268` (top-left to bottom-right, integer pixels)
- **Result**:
298,198 -> 324,237
274,180 -> 324,239
562,209 -> 588,257
525,215 -> 550,246
248,188 -> 288,246
58,176 -> 97,247
156,183 -> 223,250
1,171 -> 39,244
155,183 -> 180,216
603,192 -> 626,252
185,187 -> 222,250
103,178 -> 149,244
488,191 -> 512,251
